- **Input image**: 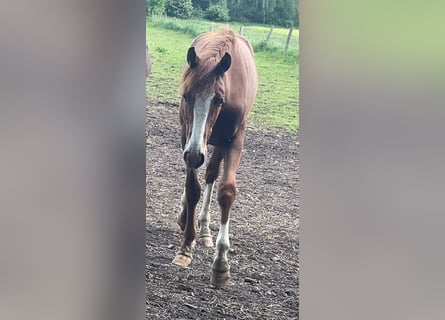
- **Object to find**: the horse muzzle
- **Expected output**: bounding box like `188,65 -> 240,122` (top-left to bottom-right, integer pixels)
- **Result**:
183,149 -> 205,169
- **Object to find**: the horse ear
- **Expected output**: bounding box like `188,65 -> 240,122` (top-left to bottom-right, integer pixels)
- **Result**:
214,52 -> 231,76
187,47 -> 199,68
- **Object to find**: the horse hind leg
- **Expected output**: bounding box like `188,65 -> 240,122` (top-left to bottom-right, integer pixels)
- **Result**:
197,147 -> 223,247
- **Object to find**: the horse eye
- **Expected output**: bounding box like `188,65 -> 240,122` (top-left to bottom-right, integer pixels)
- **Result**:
214,97 -> 223,106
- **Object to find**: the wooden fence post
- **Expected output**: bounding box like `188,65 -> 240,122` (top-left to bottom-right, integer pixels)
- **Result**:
266,26 -> 274,43
239,25 -> 244,35
285,27 -> 294,52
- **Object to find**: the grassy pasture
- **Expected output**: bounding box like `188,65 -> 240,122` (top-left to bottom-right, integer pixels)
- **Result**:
150,16 -> 299,53
146,18 -> 299,131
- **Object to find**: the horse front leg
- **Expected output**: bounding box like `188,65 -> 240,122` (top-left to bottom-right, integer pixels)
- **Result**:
197,182 -> 215,247
176,189 -> 187,231
173,168 -> 201,267
177,121 -> 188,231
198,147 -> 223,247
211,130 -> 245,287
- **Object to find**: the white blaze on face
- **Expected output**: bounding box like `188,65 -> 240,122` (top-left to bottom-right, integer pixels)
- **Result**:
184,89 -> 215,156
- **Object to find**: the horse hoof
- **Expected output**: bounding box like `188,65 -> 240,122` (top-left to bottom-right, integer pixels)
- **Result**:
198,236 -> 214,247
210,269 -> 230,287
172,253 -> 192,267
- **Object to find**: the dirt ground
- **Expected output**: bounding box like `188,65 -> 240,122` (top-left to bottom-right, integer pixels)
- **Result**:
146,101 -> 299,319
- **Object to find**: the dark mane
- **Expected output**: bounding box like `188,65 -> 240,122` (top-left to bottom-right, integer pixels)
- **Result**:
180,29 -> 237,97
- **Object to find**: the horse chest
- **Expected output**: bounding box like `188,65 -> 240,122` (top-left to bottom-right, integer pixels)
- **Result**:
208,110 -> 240,146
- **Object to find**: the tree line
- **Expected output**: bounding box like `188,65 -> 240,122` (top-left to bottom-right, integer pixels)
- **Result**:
147,0 -> 299,28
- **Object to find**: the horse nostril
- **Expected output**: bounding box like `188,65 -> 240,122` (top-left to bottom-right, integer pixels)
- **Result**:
192,153 -> 205,169
183,150 -> 205,168
198,153 -> 205,167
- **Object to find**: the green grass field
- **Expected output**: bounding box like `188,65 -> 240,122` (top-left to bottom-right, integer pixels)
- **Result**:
150,16 -> 299,53
146,17 -> 299,132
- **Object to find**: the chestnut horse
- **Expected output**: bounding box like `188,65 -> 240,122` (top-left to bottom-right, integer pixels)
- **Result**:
173,29 -> 258,287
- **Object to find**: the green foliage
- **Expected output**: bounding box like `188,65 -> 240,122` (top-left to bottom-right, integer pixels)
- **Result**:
192,6 -> 205,19
227,0 -> 298,27
155,0 -> 299,27
165,0 -> 193,19
204,1 -> 230,22
146,0 -> 166,15
267,0 -> 298,27
227,0 -> 253,23
192,0 -> 210,10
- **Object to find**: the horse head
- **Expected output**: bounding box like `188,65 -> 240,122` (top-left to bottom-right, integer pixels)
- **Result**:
181,47 -> 231,169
